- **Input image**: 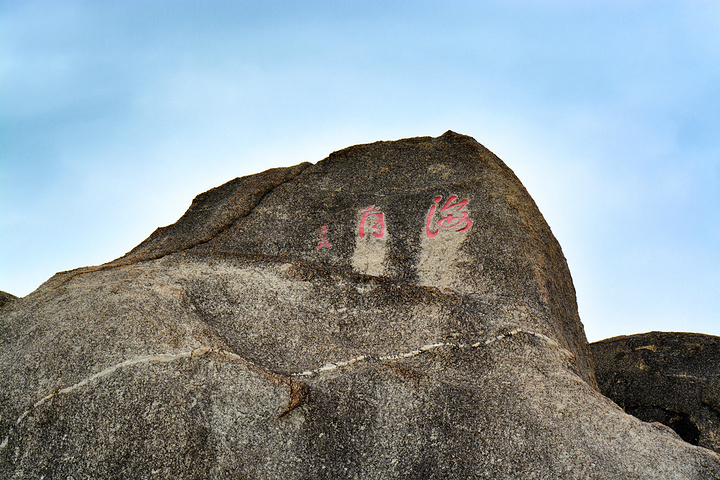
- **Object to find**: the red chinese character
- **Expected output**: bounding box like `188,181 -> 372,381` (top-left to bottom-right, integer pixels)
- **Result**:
358,205 -> 386,239
426,195 -> 472,238
317,225 -> 332,250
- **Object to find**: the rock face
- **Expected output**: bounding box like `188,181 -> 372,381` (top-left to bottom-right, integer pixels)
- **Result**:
1,132 -> 718,478
591,331 -> 720,455
0,290 -> 16,308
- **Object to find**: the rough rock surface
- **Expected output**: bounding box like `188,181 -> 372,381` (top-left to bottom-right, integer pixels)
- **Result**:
0,290 -> 17,308
1,132 -> 718,478
591,331 -> 720,455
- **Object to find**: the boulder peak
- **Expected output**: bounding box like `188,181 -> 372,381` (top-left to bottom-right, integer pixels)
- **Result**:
110,131 -> 594,384
2,133 -> 718,478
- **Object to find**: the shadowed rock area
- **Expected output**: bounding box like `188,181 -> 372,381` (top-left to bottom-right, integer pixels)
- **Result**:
1,132 -> 718,478
0,290 -> 17,308
591,331 -> 720,455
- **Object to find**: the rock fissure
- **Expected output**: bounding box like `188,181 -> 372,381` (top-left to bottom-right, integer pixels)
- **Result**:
180,163 -> 312,252
291,328 -> 574,377
591,331 -> 720,455
1,348 -> 213,451
1,347 -> 308,452
624,404 -> 703,446
51,163 -> 312,290
1,327 -> 570,452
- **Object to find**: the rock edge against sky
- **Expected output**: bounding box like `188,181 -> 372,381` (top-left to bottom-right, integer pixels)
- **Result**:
1,132 -> 718,478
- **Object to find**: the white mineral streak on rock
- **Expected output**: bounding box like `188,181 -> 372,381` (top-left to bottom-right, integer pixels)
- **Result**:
1,348 -> 213,451
1,329 -> 574,452
0,328 -> 573,450
291,329 -> 573,377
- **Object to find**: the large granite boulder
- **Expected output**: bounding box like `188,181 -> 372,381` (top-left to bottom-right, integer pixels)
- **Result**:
1,132 -> 718,478
591,331 -> 720,455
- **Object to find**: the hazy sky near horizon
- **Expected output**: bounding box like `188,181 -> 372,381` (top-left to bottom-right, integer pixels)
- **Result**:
1,0 -> 718,342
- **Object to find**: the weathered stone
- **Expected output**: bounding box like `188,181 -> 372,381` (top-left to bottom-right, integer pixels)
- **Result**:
0,290 -> 17,308
591,331 -> 720,454
1,132 -> 718,478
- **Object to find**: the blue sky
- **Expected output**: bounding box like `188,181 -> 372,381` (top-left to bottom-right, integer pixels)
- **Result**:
1,0 -> 718,342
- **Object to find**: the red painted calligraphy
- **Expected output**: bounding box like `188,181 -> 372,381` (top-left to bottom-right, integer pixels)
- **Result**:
317,225 -> 332,250
425,195 -> 472,238
358,205 -> 386,239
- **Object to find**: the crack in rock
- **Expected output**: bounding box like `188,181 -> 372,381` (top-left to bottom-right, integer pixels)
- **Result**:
1,328 -> 572,451
292,328 -> 574,377
1,348 -> 214,451
51,163 -> 312,288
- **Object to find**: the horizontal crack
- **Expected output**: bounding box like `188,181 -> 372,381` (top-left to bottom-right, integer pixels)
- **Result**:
1,328 -> 573,451
1,347 -> 303,451
292,328 -> 575,377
